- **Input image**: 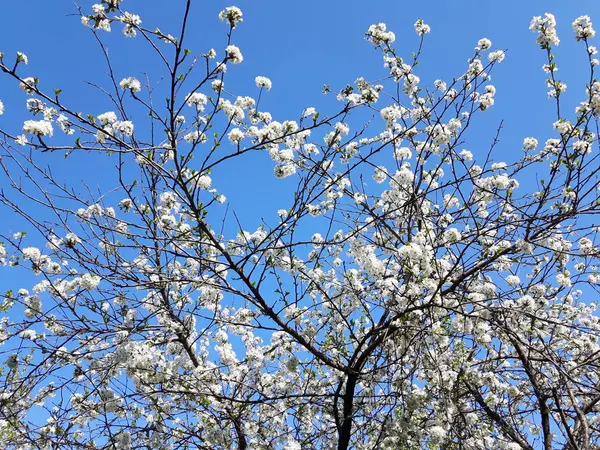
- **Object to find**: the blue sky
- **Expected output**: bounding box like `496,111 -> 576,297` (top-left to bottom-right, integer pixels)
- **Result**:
0,0 -> 597,303
0,0 -> 598,281
1,0 -> 599,230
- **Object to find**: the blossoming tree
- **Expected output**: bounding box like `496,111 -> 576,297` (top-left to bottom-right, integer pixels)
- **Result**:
1,2 -> 600,449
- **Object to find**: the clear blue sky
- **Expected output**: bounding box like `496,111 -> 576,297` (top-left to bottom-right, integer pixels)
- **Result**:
1,0 -> 600,256
1,0 -> 599,227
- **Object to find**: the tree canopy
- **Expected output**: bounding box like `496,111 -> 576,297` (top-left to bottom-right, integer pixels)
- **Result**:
1,2 -> 600,449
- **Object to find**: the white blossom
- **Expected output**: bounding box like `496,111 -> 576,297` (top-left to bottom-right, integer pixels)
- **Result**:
23,120 -> 53,137
573,15 -> 595,41
414,19 -> 431,36
255,76 -> 272,90
219,6 -> 243,28
186,92 -> 208,111
225,45 -> 243,64
119,77 -> 142,93
530,13 -> 560,48
366,23 -> 396,45
476,38 -> 492,50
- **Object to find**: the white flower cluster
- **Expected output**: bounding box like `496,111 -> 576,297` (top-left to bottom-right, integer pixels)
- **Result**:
183,130 -> 207,144
24,293 -> 42,318
82,4 -> 111,32
228,128 -> 245,143
255,76 -> 272,91
442,228 -> 462,244
119,77 -> 142,93
20,246 -> 64,277
186,92 -> 208,111
380,105 -> 406,128
76,203 -> 116,219
186,171 -> 212,190
414,19 -> 431,37
57,114 -> 74,135
274,163 -> 296,179
335,77 -> 382,104
579,237 -> 597,256
479,85 -> 496,111
17,51 -> 28,65
573,15 -> 595,41
488,50 -> 505,63
585,81 -> 600,115
523,137 -> 538,150
19,77 -> 37,94
22,246 -> 42,261
219,6 -> 243,28
428,119 -> 462,145
372,166 -> 387,183
79,273 -> 101,290
211,79 -> 223,92
220,99 -> 245,123
476,38 -> 492,50
0,243 -> 6,266
23,120 -> 53,137
547,79 -> 567,98
98,111 -> 117,126
530,13 -> 560,49
96,111 -> 134,142
120,12 -> 142,37
366,23 -> 396,45
225,45 -> 243,64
